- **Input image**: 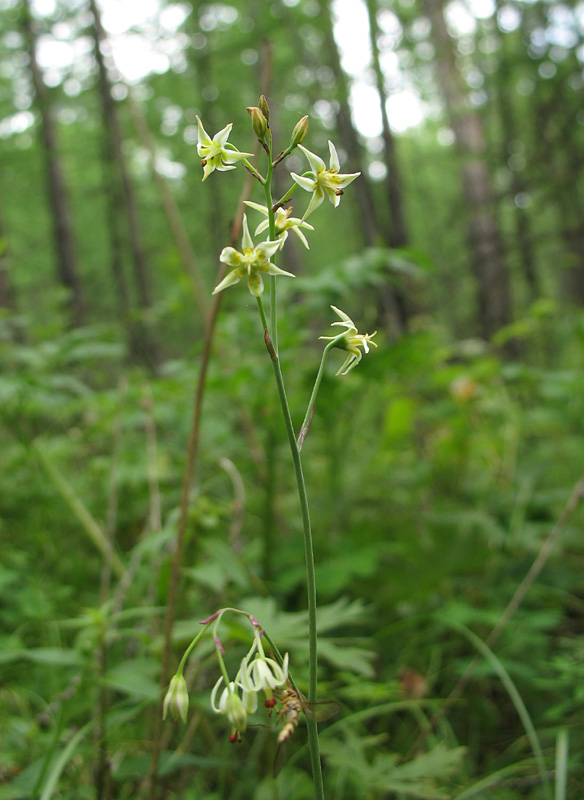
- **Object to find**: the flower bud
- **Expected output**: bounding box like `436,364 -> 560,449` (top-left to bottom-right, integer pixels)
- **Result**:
258,94 -> 270,122
247,106 -> 267,140
290,115 -> 309,148
163,674 -> 189,723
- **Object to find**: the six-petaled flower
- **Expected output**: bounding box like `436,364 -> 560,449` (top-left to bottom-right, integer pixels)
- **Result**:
211,679 -> 256,736
244,201 -> 314,249
213,215 -> 294,297
239,652 -> 289,700
290,141 -> 360,218
196,116 -> 253,181
320,305 -> 378,376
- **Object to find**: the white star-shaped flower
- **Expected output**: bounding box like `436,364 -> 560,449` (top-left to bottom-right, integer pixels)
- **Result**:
244,201 -> 314,249
290,141 -> 360,218
320,305 -> 378,375
196,116 -> 253,181
212,215 -> 294,297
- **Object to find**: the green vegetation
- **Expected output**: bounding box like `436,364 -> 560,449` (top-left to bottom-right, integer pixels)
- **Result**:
1,0 -> 584,798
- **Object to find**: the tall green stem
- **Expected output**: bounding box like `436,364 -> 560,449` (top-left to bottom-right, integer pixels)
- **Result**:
257,297 -> 324,800
264,128 -> 278,352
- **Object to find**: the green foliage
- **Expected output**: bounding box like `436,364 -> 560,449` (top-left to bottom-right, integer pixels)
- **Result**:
2,0 -> 584,796
2,294 -> 584,797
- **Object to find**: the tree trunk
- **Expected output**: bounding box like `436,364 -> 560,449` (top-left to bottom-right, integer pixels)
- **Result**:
127,92 -> 211,326
364,0 -> 409,249
89,0 -> 159,370
21,0 -> 85,326
493,0 -> 539,302
424,0 -> 513,340
0,200 -> 17,312
321,0 -> 409,335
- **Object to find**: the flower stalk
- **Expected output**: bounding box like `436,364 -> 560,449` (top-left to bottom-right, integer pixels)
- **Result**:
188,103 -> 371,800
258,296 -> 324,798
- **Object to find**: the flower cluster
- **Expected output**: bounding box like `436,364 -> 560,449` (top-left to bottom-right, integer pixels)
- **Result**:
196,111 -> 359,284
163,610 -> 289,743
193,100 -> 378,384
211,631 -> 289,741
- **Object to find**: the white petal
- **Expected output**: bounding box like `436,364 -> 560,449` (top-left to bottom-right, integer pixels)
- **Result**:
241,215 -> 254,251
328,140 -> 340,172
247,272 -> 264,296
213,122 -> 233,147
212,268 -> 244,294
302,186 -> 325,219
254,219 -> 269,236
219,246 -> 242,266
333,171 -> 361,188
262,262 -> 295,278
291,173 -> 317,193
298,143 -> 326,175
291,226 -> 310,249
196,115 -> 212,147
255,239 -> 281,259
210,676 -> 225,712
331,306 -> 356,328
244,201 -> 269,216
324,186 -> 341,207
222,149 -> 254,163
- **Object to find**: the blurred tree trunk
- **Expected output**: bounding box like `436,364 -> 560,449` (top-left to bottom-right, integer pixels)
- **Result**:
89,0 -> 159,370
321,0 -> 409,336
188,0 -> 226,290
21,0 -> 85,326
493,0 -> 539,302
128,92 -> 211,326
530,46 -> 584,302
321,1 -> 378,246
0,201 -> 17,311
423,0 -> 513,340
364,0 -> 408,249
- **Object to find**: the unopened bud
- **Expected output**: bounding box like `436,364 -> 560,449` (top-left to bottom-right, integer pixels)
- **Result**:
162,674 -> 189,723
258,94 -> 270,122
290,115 -> 309,148
247,106 -> 267,140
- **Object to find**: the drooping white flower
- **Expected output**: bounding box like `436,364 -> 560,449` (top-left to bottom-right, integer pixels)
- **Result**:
320,305 -> 378,376
213,215 -> 294,297
240,653 -> 289,699
244,201 -> 314,249
196,116 -> 253,181
290,141 -> 360,218
211,679 -> 256,734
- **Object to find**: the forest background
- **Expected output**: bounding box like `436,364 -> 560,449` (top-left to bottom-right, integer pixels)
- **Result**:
1,0 -> 584,797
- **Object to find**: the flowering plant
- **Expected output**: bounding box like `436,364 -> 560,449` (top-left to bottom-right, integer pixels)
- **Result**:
164,97 -> 377,799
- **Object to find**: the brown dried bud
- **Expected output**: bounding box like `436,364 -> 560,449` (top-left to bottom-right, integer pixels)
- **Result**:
290,115 -> 309,148
247,106 -> 267,140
